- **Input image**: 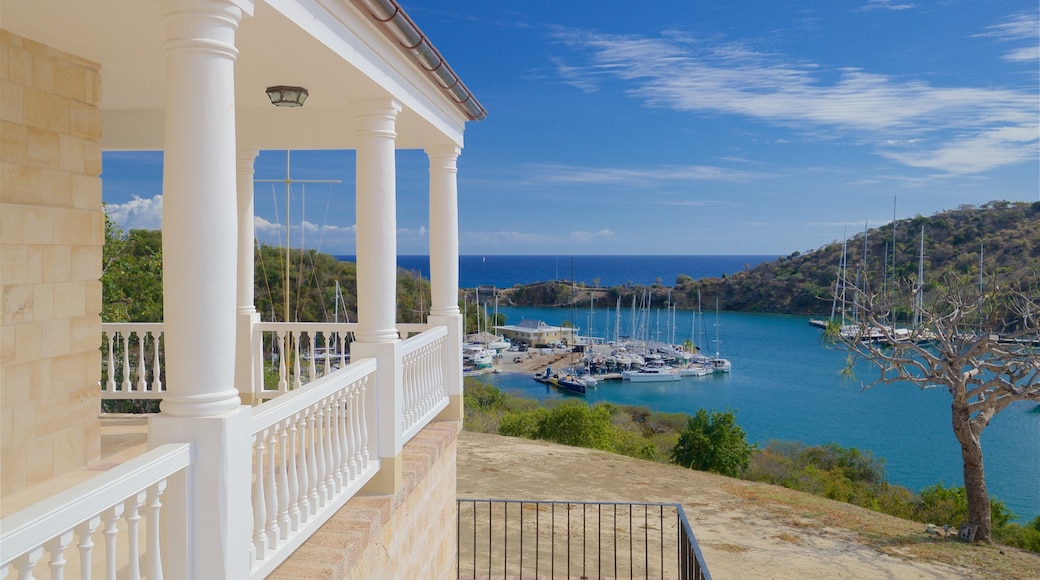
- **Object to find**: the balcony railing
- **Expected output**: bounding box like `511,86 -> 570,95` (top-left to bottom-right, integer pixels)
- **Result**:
101,321 -> 447,405
249,358 -> 379,577
456,499 -> 712,580
101,323 -> 166,399
0,443 -> 192,578
21,321 -> 452,578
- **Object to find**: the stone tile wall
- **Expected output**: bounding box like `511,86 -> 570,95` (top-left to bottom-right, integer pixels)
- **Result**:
1,29 -> 103,499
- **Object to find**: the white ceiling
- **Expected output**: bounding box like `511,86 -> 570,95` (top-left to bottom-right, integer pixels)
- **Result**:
2,0 -> 468,150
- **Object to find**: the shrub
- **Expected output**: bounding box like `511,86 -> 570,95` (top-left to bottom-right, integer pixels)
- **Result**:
670,409 -> 754,477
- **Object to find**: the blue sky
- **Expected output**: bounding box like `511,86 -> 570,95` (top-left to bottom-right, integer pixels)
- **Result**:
102,0 -> 1039,255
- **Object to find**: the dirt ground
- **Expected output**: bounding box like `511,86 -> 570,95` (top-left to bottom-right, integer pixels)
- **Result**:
457,431 -> 1040,579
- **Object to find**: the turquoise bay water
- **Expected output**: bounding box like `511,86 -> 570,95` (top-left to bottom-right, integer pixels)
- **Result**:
480,306 -> 1040,522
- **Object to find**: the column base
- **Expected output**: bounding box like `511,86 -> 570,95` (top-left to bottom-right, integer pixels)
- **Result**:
434,393 -> 464,422
361,451 -> 403,496
148,406 -> 252,579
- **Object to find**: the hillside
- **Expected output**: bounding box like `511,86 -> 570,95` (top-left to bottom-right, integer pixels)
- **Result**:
496,200 -> 1040,315
458,431 -> 1040,579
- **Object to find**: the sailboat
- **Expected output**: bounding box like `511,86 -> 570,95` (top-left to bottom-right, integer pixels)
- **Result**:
708,297 -> 732,373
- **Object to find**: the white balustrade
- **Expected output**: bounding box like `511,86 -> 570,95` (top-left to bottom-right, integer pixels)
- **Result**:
253,322 -> 357,401
100,323 -> 165,399
0,444 -> 191,580
401,326 -> 450,442
248,358 -> 378,578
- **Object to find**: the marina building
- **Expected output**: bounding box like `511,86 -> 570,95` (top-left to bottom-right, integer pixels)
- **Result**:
493,319 -> 578,347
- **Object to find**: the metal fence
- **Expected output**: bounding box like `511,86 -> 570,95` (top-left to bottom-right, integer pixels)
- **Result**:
457,499 -> 711,580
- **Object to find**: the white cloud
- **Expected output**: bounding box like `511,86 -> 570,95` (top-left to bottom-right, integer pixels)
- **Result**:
859,0 -> 915,12
460,230 -> 556,247
974,11 -> 1040,63
551,28 -> 1038,175
105,195 -> 163,230
569,229 -> 615,242
531,163 -> 759,185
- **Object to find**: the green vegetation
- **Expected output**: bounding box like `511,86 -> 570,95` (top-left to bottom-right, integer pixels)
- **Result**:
670,409 -> 754,477
102,213 -> 163,322
463,380 -> 1040,552
498,201 -> 1040,315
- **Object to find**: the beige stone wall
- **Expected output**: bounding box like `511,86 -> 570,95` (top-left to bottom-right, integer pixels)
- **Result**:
270,421 -> 460,579
1,29 -> 104,498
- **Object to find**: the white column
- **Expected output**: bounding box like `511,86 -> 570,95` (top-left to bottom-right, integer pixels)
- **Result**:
158,0 -> 248,418
352,99 -> 405,494
426,145 -> 461,317
426,145 -> 464,421
354,99 -> 402,343
236,149 -> 259,404
150,2 -> 254,578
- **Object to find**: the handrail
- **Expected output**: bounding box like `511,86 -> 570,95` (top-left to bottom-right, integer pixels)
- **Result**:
252,358 -> 377,431
1,443 -> 192,570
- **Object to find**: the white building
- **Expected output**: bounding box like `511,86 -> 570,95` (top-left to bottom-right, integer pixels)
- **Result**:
1,0 -> 482,576
493,319 -> 578,347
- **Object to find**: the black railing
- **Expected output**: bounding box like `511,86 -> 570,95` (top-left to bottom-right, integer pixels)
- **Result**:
457,499 -> 711,579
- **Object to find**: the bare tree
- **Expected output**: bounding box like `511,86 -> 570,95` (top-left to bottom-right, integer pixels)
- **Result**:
830,271 -> 1040,543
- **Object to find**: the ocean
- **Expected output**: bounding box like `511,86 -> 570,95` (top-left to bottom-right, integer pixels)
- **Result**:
482,306 -> 1040,523
332,254 -> 1040,521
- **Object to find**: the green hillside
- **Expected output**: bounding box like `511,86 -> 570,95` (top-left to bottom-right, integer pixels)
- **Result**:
498,200 -> 1040,315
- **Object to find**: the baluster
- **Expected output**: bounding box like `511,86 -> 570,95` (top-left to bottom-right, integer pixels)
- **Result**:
292,331 -> 303,390
102,503 -> 124,580
151,332 -> 163,392
333,390 -> 347,491
136,332 -> 148,392
276,330 -> 288,394
45,531 -> 73,580
321,398 -> 335,500
124,492 -> 145,579
296,410 -> 311,521
322,332 -> 332,376
287,414 -> 301,531
121,332 -> 132,392
402,353 -> 414,431
277,421 -> 291,539
313,403 -> 328,505
146,481 -> 166,580
75,516 -> 101,578
306,406 -> 320,510
252,430 -> 269,561
346,387 -> 358,481
337,333 -> 347,368
12,547 -> 43,580
265,427 -> 279,547
358,378 -> 371,467
105,331 -> 116,391
306,333 -> 317,382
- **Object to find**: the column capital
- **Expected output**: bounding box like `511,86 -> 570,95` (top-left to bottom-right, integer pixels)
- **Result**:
425,144 -> 461,160
354,98 -> 402,138
236,148 -> 259,169
160,0 -> 249,60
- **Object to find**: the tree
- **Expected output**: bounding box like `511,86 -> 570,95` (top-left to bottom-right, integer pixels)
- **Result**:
101,211 -> 164,322
670,409 -> 754,477
833,270 -> 1039,543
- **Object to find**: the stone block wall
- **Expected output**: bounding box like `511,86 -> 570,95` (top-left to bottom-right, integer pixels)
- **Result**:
1,29 -> 104,499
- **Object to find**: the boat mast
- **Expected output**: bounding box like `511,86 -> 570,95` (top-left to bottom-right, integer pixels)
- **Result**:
914,226 -> 925,329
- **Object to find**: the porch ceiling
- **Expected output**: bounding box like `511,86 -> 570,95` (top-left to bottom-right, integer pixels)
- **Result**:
2,0 -> 467,150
